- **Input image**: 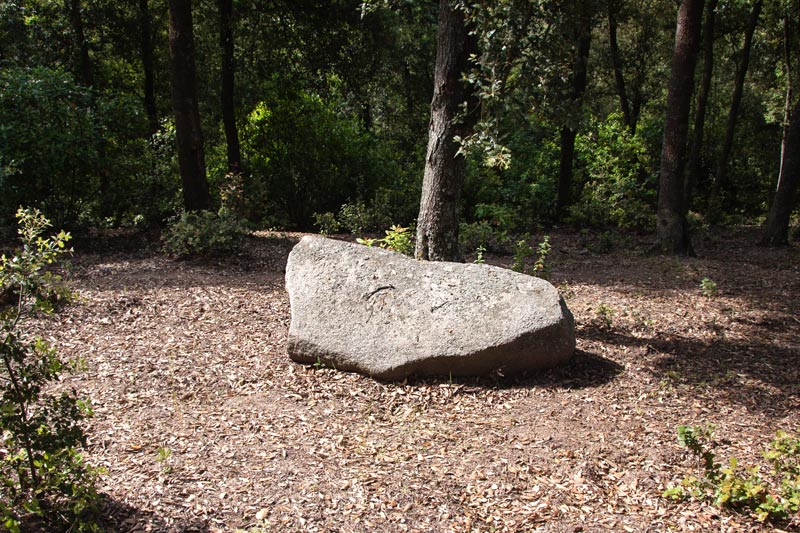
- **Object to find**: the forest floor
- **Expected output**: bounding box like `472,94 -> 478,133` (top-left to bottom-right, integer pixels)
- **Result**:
31,227 -> 800,532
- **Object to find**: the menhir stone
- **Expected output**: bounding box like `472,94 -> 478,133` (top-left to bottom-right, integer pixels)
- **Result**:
285,235 -> 575,380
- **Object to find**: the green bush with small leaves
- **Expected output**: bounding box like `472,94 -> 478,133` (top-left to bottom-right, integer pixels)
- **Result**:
312,212 -> 341,235
459,221 -> 509,254
162,210 -> 246,258
664,425 -> 800,523
511,236 -> 551,278
0,208 -> 101,532
594,303 -> 615,330
700,277 -> 718,298
357,225 -> 414,256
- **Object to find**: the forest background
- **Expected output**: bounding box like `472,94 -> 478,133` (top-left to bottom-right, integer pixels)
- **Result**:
0,0 -> 798,251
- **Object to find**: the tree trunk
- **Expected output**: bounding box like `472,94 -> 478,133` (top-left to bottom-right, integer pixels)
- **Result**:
220,0 -> 241,173
168,0 -> 211,212
608,0 -> 632,131
66,0 -> 93,87
710,0 -> 763,205
777,14 -> 794,194
655,0 -> 704,256
140,0 -> 158,134
762,97 -> 800,246
556,0 -> 592,219
415,0 -> 478,262
685,0 -> 717,209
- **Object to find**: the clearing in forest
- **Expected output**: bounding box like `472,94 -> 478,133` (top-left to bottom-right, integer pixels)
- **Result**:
35,228 -> 800,532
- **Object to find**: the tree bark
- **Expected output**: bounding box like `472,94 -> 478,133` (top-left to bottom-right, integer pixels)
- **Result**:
777,14 -> 794,194
140,0 -> 158,134
685,0 -> 717,209
414,0 -> 478,262
556,0 -> 592,219
168,0 -> 211,212
608,0 -> 632,131
710,0 -> 763,205
762,97 -> 800,246
66,0 -> 93,87
655,0 -> 704,256
220,0 -> 241,172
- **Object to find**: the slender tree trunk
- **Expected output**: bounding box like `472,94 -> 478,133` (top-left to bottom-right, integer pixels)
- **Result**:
66,0 -> 93,87
220,0 -> 241,172
778,14 -> 794,191
168,0 -> 211,212
608,0 -> 632,131
655,0 -> 704,256
710,0 -> 763,205
140,0 -> 158,134
762,97 -> 800,246
556,0 -> 592,219
415,0 -> 478,262
685,0 -> 718,209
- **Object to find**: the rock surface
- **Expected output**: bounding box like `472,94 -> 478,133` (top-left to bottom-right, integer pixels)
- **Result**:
285,235 -> 575,380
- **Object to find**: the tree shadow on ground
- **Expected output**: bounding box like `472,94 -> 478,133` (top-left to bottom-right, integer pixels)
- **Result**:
99,495 -> 212,533
404,349 -> 624,391
580,324 -> 800,417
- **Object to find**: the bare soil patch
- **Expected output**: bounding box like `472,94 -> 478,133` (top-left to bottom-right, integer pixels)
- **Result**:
31,228 -> 800,532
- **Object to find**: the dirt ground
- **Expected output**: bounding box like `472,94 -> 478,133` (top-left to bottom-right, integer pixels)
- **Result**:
31,227 -> 800,532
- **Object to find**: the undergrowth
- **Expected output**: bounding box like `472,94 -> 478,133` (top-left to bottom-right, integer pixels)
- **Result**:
664,425 -> 800,524
0,208 -> 101,532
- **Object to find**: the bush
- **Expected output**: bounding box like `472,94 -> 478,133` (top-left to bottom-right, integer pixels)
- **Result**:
459,221 -> 510,254
570,113 -> 656,229
240,84 -> 412,229
357,225 -> 414,256
0,208 -> 100,532
664,425 -> 800,524
0,67 -> 150,229
162,211 -> 246,258
338,201 -> 392,235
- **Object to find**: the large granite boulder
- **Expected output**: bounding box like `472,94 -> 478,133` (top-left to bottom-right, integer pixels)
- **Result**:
285,235 -> 575,380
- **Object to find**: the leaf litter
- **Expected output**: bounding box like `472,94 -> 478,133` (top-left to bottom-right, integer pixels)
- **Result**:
27,228 -> 800,532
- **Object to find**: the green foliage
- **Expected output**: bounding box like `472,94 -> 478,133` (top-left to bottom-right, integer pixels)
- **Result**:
162,211 -> 246,259
594,303 -> 615,330
338,201 -> 392,235
531,236 -> 551,279
0,208 -> 100,532
511,236 -> 551,278
700,278 -> 718,298
459,221 -> 510,254
0,66 -> 150,228
571,114 -> 656,229
240,86 -> 413,229
474,245 -> 487,264
357,225 -> 414,256
511,239 -> 533,273
665,426 -> 800,523
312,212 -> 341,235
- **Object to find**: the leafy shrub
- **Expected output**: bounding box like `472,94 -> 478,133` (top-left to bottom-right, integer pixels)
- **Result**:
664,426 -> 800,523
531,235 -> 551,279
571,113 -> 656,229
459,221 -> 509,253
0,67 -> 150,228
162,211 -> 246,258
338,201 -> 392,235
0,208 -> 100,532
510,236 -> 551,278
700,277 -> 718,298
357,225 -> 414,256
312,212 -> 341,235
594,303 -> 615,330
511,239 -> 533,273
240,85 -> 411,228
